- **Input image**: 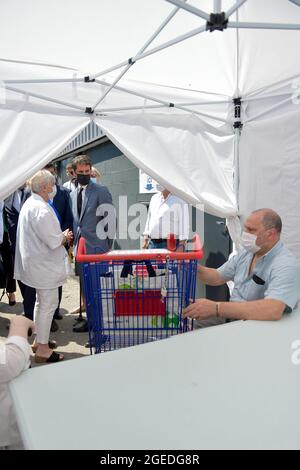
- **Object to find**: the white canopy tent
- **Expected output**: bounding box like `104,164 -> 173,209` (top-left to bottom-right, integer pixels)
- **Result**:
1,0 -> 300,255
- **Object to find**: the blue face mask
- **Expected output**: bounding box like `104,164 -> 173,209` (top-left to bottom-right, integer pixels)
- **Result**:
91,177 -> 97,184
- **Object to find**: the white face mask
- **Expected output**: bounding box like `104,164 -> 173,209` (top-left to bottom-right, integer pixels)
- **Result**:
156,183 -> 165,192
48,185 -> 57,200
240,231 -> 261,254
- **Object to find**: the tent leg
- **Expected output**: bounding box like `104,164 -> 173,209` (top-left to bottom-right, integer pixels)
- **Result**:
233,127 -> 241,206
214,0 -> 222,13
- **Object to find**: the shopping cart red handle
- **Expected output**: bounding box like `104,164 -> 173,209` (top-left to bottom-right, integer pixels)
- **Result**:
76,234 -> 204,262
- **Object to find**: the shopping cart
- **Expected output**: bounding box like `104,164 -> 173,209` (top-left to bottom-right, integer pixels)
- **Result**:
76,234 -> 204,354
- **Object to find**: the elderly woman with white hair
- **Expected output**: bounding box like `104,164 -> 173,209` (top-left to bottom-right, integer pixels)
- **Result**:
14,170 -> 73,363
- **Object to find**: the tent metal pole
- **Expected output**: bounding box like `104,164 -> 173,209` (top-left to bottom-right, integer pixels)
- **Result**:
164,0 -> 210,21
93,0 -> 188,108
93,60 -> 129,79
94,24 -> 207,79
289,0 -> 300,7
242,73 -> 300,99
96,98 -> 230,113
5,85 -> 85,112
233,127 -> 241,209
244,95 -> 295,123
243,91 -> 300,103
4,78 -> 83,85
226,0 -> 248,19
214,0 -> 222,13
96,105 -> 166,113
126,25 -> 207,63
228,21 -> 300,30
95,79 -> 229,123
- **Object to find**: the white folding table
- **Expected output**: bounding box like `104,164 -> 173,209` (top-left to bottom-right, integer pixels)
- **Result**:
9,309 -> 300,449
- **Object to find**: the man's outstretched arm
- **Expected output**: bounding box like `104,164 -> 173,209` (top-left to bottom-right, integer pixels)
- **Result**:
184,298 -> 286,322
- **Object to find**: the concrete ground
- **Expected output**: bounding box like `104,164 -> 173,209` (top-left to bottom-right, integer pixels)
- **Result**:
0,277 -> 91,366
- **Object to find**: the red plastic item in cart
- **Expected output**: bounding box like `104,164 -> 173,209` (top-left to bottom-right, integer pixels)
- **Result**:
114,289 -> 166,317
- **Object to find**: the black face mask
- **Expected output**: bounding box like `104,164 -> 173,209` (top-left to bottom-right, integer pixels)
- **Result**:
76,174 -> 90,186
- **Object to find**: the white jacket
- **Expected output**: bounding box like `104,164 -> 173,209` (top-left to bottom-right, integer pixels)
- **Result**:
0,337 -> 31,448
14,193 -> 68,289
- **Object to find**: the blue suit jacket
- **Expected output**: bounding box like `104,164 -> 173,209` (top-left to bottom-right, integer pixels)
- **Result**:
52,184 -> 73,232
70,182 -> 115,254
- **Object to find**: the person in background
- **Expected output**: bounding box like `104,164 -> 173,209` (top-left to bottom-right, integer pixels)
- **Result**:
143,183 -> 189,252
184,209 -> 300,325
70,155 -> 115,334
1,204 -> 18,306
63,162 -> 77,192
0,315 -> 34,449
91,166 -> 102,184
0,201 -> 3,245
4,185 -> 33,315
14,170 -> 73,362
44,163 -> 74,331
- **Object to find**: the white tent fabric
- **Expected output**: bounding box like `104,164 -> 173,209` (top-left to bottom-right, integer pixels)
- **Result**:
0,0 -> 300,255
96,112 -> 236,217
239,95 -> 300,259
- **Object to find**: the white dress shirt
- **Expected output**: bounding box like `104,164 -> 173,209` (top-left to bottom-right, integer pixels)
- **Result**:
63,180 -> 76,192
0,201 -> 3,244
143,193 -> 189,240
0,336 -> 31,447
14,193 -> 68,289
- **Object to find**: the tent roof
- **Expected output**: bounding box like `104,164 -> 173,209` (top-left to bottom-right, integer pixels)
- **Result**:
1,0 -> 300,98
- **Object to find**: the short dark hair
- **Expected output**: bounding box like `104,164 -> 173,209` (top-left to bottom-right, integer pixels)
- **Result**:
44,162 -> 56,171
253,209 -> 282,233
73,154 -> 92,169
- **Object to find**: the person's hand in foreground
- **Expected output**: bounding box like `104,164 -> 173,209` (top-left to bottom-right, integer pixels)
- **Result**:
8,315 -> 35,340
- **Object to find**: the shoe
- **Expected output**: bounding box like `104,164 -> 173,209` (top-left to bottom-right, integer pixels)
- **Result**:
50,319 -> 59,333
73,315 -> 85,324
32,340 -> 56,353
7,293 -> 16,306
73,320 -> 89,333
35,351 -> 64,363
54,311 -> 63,320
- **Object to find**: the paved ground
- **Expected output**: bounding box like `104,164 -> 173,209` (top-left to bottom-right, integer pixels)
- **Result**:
0,277 -> 91,366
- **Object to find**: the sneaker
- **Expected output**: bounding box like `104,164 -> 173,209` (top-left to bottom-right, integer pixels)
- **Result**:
73,319 -> 89,333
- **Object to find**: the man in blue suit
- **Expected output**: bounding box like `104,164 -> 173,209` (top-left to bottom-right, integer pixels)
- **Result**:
70,155 -> 115,333
44,163 -> 74,329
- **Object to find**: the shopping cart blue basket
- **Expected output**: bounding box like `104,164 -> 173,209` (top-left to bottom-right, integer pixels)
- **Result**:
76,234 -> 204,354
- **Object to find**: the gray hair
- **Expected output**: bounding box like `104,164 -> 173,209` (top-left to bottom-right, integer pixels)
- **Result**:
252,208 -> 282,233
29,170 -> 55,194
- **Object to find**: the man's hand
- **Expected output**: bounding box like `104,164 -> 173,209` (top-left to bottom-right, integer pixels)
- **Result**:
183,299 -> 216,320
63,229 -> 73,244
142,236 -> 149,249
